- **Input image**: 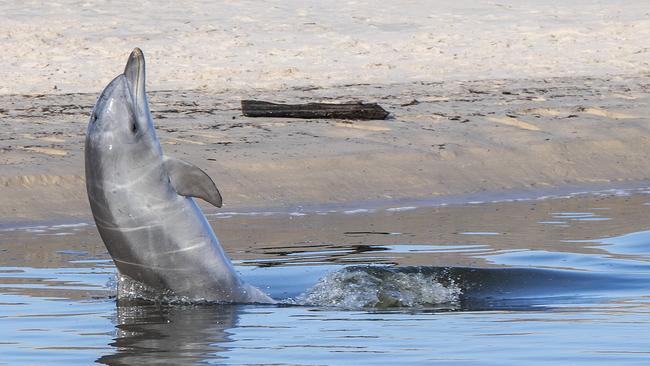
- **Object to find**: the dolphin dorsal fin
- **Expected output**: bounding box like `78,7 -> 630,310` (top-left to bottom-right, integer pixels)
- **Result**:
163,156 -> 223,208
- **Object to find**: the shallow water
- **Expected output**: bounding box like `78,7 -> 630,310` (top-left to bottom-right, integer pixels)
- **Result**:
3,189 -> 650,364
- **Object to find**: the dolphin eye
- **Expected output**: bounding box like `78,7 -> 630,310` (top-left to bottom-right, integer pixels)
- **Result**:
90,112 -> 97,123
131,122 -> 138,133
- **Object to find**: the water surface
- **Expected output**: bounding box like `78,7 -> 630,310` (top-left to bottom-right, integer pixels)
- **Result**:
2,189 -> 650,364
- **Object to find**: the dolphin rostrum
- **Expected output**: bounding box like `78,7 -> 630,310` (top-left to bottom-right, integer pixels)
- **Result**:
85,48 -> 273,303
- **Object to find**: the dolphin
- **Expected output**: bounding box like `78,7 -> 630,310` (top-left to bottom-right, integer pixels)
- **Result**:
85,48 -> 273,303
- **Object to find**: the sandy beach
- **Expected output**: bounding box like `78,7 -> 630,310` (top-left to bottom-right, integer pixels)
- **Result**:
1,0 -> 650,221
5,4 -> 650,363
2,1 -> 650,95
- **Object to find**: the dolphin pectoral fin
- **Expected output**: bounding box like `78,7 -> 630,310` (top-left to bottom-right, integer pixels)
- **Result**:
163,156 -> 223,208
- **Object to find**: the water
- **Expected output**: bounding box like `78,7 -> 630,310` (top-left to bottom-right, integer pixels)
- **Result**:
3,189 -> 650,364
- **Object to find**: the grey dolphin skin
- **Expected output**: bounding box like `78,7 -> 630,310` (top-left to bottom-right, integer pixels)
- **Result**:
85,48 -> 273,303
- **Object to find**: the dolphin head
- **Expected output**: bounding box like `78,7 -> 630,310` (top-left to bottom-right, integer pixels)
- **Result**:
85,48 -> 161,168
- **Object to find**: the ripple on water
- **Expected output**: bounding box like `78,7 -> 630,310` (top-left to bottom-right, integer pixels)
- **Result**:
4,187 -> 650,364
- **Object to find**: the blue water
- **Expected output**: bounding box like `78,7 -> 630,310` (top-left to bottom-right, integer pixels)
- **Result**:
3,190 -> 650,365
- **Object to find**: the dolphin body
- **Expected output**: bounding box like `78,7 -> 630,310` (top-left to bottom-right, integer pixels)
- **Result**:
85,48 -> 273,303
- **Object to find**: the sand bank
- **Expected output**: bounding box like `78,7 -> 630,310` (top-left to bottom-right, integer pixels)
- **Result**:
2,1 -> 650,220
1,75 -> 649,220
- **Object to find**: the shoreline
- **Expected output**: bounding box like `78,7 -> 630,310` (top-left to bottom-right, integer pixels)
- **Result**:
2,74 -> 650,222
2,180 -> 650,229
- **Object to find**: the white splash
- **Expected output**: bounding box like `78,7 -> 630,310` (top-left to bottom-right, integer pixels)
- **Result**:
295,267 -> 461,309
117,274 -> 194,304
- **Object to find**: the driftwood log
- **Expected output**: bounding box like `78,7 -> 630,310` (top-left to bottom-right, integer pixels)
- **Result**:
241,100 -> 389,120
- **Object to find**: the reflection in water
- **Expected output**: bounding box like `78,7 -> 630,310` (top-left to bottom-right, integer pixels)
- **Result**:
570,230 -> 650,258
97,304 -> 239,365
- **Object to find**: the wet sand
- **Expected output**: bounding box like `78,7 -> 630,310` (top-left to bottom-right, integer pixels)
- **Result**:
2,75 -> 650,220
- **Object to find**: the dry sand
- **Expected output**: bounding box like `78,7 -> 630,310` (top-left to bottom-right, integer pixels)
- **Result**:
1,1 -> 650,221
2,0 -> 649,95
